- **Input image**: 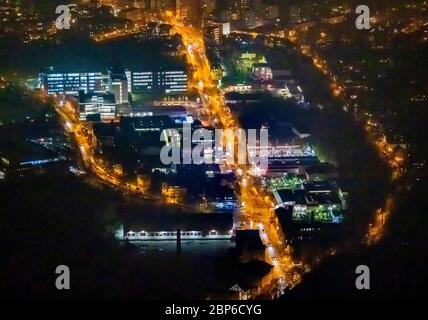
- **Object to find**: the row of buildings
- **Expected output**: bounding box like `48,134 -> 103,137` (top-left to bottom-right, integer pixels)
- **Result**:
258,144 -> 347,238
39,66 -> 188,97
100,0 -> 201,25
39,66 -> 188,121
89,104 -> 240,213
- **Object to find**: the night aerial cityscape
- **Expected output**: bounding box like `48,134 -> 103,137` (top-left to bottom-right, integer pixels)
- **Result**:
0,0 -> 427,309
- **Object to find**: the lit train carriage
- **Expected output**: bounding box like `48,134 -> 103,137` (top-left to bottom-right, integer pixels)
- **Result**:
121,229 -> 233,241
125,230 -> 203,240
120,211 -> 234,241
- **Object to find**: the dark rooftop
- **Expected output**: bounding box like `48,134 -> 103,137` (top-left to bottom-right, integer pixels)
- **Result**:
79,91 -> 116,104
235,230 -> 265,254
120,115 -> 178,132
93,123 -> 117,138
305,163 -> 337,176
123,210 -> 233,234
0,139 -> 59,166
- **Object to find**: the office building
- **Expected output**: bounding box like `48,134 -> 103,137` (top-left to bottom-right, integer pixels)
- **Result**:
39,67 -> 103,95
40,67 -> 187,97
127,69 -> 188,94
108,69 -> 129,104
158,70 -> 188,94
79,92 -> 116,122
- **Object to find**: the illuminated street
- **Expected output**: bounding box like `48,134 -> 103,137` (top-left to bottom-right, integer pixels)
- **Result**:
21,3 -> 409,300
1,0 -> 427,304
53,97 -> 151,198
165,14 -> 307,298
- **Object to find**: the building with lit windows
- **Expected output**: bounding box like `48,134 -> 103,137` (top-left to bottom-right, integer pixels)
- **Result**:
127,71 -> 154,92
79,92 -> 116,122
40,67 -> 187,97
159,70 -> 188,93
176,0 -> 195,22
126,69 -> 188,94
108,69 -> 129,104
39,67 -> 103,95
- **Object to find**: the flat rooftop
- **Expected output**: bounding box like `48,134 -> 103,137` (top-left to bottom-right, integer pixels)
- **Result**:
123,211 -> 233,234
0,139 -> 59,166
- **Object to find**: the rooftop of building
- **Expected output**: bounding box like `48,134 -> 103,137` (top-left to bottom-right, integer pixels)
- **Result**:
122,210 -> 233,234
79,91 -> 116,104
304,180 -> 337,192
132,105 -> 188,115
204,184 -> 236,201
274,185 -> 341,207
119,116 -> 180,135
92,122 -> 118,138
267,156 -> 320,167
86,113 -> 102,122
235,229 -> 265,253
109,71 -> 127,82
0,138 -> 59,167
40,66 -> 102,75
252,63 -> 271,68
225,92 -> 269,101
